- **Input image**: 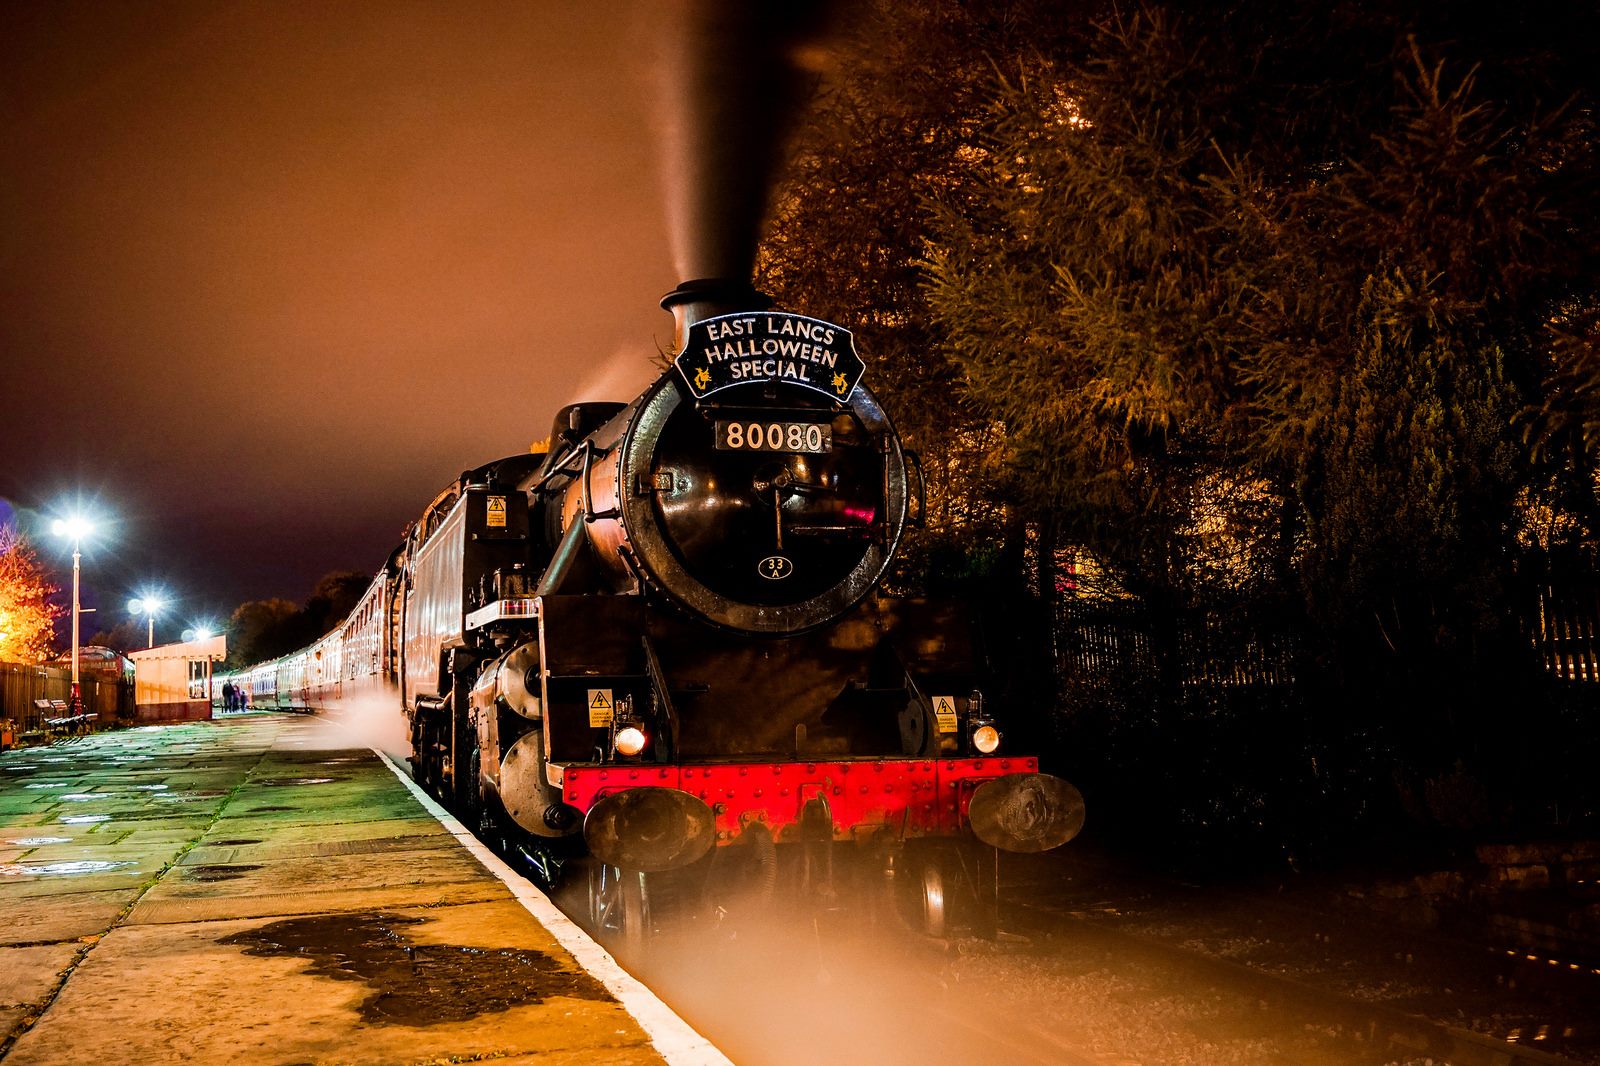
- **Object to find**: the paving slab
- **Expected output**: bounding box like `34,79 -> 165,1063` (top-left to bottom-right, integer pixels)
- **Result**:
0,714 -> 718,1066
0,943 -> 81,1010
199,813 -> 448,844
125,880 -> 513,925
0,890 -> 132,945
5,903 -> 657,1066
180,830 -> 457,866
0,867 -> 158,900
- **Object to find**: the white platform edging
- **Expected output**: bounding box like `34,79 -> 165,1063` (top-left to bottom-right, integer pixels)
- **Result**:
373,748 -> 734,1066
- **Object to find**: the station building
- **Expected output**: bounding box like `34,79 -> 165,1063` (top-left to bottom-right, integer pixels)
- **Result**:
129,634 -> 226,722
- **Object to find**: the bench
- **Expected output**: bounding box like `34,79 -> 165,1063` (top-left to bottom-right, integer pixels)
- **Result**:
29,701 -> 97,738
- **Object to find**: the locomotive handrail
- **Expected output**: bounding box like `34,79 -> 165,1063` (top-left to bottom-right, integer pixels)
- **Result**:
535,519 -> 588,598
785,525 -> 875,537
900,669 -> 939,756
640,634 -> 680,760
905,448 -> 927,529
579,440 -> 621,523
529,440 -> 588,495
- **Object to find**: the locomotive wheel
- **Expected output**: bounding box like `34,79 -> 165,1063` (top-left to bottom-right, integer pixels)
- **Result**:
453,739 -> 481,824
588,863 -> 651,957
411,710 -> 441,801
919,859 -> 948,939
967,843 -> 1000,941
703,822 -> 778,930
895,843 -> 1001,940
620,870 -> 647,951
891,842 -> 981,939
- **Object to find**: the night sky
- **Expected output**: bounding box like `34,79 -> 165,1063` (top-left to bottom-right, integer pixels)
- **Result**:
2,2 -> 678,637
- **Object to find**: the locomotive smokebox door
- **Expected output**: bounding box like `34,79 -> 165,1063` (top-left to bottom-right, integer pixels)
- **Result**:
967,773 -> 1086,853
606,311 -> 908,635
584,788 -> 716,873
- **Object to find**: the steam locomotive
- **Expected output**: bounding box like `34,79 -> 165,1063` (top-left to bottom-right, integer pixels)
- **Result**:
217,281 -> 1083,945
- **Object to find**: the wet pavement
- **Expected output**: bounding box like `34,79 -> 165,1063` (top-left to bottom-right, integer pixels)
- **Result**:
0,715 -> 718,1066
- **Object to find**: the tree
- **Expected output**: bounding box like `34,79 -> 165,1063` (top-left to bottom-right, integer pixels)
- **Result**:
222,570 -> 373,670
764,0 -> 1600,846
0,525 -> 62,664
89,618 -> 146,654
760,0 -> 1094,595
224,598 -> 302,671
301,571 -> 371,637
918,1 -> 1600,836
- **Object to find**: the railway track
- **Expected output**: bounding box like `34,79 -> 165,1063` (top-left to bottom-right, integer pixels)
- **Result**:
392,751 -> 1592,1066
989,846 -> 1600,1065
529,847 -> 1598,1066
1007,895 -> 1588,1066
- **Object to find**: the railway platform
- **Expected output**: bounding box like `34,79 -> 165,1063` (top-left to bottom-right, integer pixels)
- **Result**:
0,713 -> 728,1066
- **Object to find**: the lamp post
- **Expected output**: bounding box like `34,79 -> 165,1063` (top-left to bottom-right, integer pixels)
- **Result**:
50,516 -> 95,712
129,595 -> 167,648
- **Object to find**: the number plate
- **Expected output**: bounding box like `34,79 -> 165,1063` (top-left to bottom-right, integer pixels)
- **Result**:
714,420 -> 832,454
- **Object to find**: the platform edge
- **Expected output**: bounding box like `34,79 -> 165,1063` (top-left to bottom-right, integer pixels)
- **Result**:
372,748 -> 735,1066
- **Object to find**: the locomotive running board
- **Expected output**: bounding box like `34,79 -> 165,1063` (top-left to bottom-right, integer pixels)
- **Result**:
464,597 -> 539,630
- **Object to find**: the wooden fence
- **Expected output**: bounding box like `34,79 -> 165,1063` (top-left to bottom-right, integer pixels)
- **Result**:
0,662 -> 132,736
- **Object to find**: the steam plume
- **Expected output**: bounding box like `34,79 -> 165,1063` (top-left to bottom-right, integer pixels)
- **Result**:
659,0 -> 833,287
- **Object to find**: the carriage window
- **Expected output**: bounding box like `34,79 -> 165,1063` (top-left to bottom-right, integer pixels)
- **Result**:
188,660 -> 209,699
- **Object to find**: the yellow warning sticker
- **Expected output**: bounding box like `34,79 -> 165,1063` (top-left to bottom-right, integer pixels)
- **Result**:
587,688 -> 614,728
933,695 -> 958,733
486,495 -> 507,529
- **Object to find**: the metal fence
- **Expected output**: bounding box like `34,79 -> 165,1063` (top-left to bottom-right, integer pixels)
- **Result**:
1055,596 -> 1300,698
0,661 -> 132,737
1530,583 -> 1600,683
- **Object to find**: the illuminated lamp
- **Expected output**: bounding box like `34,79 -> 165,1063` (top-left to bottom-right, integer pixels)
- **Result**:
614,726 -> 648,757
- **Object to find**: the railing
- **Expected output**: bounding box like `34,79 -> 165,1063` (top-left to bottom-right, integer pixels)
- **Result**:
1530,583 -> 1600,683
0,662 -> 132,738
1058,583 -> 1600,693
1055,597 -> 1300,695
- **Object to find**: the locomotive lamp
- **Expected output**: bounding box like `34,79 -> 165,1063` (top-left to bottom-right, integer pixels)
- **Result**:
968,689 -> 1001,755
611,696 -> 648,758
614,725 -> 648,758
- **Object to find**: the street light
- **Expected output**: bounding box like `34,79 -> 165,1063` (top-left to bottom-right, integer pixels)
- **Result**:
50,514 -> 97,713
129,595 -> 167,648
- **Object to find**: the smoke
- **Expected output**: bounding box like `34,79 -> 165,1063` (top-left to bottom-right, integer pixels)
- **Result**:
286,689 -> 411,765
562,343 -> 661,408
657,0 -> 835,285
603,882 -> 1014,1066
